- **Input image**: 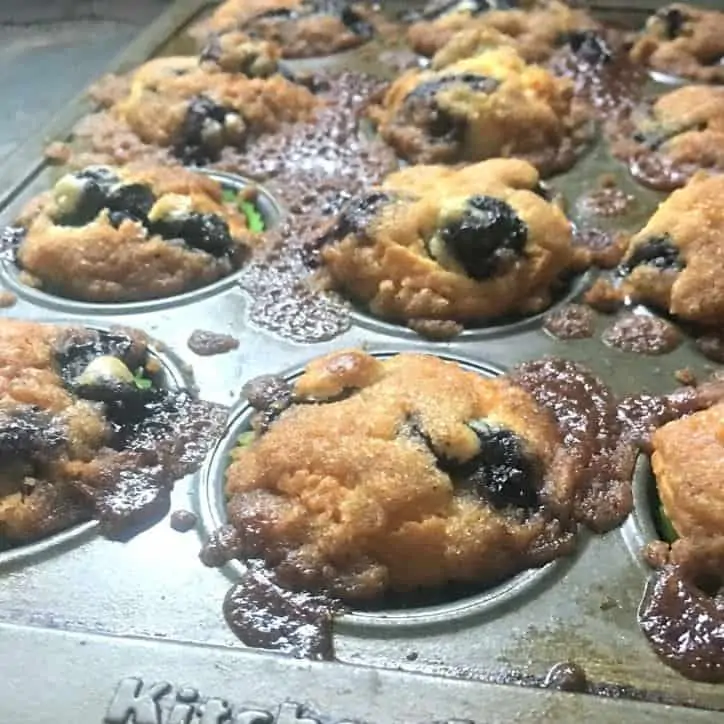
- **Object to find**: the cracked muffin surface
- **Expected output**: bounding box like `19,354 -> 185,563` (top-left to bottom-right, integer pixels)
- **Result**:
620,172 -> 724,326
190,0 -> 377,58
14,164 -> 259,303
652,402 -> 724,541
0,319 -> 226,546
370,45 -> 591,173
224,350 -> 581,600
408,0 -> 598,62
630,4 -> 724,84
111,53 -> 318,165
613,85 -> 724,191
316,159 -> 583,325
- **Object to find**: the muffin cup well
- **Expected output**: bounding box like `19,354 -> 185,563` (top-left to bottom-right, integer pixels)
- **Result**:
197,349 -> 569,631
0,171 -> 283,316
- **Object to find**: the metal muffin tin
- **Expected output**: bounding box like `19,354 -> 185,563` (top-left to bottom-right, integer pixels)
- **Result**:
0,0 -> 723,721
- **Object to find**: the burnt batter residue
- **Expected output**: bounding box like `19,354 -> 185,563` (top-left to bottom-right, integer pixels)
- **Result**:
218,72 -> 399,343
543,303 -> 596,340
639,538 -> 724,683
187,329 -> 240,356
223,571 -> 335,661
602,313 -> 682,355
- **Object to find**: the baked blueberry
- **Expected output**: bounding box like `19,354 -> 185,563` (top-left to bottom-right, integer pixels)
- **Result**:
429,195 -> 528,280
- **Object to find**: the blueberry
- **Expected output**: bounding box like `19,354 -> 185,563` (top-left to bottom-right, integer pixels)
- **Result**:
106,183 -> 156,223
435,195 -> 528,280
460,420 -> 540,510
407,74 -> 500,101
174,95 -> 238,165
107,210 -> 136,229
566,30 -> 612,65
622,234 -> 683,274
404,74 -> 499,141
306,191 -> 394,267
658,7 -> 686,40
331,191 -> 393,239
61,181 -> 107,226
339,4 -> 374,38
199,35 -> 222,64
53,329 -> 138,387
76,166 -> 119,189
154,213 -> 234,258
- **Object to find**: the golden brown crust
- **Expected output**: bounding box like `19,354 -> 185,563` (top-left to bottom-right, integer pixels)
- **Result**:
653,402 -> 724,539
321,158 -> 580,323
370,46 -> 591,174
191,0 -> 373,58
113,56 -> 318,155
621,172 -> 724,326
16,164 -> 257,303
408,0 -> 598,62
0,321 -> 107,541
226,350 -> 574,599
630,4 -> 724,83
613,85 -> 724,191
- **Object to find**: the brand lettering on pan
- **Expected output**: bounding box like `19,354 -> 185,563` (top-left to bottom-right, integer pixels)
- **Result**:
104,677 -> 473,724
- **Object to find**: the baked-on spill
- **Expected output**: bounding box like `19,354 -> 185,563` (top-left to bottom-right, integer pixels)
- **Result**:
0,319 -> 226,546
601,313 -> 682,356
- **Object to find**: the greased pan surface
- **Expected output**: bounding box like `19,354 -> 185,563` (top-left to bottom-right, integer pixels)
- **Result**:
0,1 -> 723,721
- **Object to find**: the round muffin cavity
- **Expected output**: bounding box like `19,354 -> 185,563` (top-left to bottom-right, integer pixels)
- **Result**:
0,319 -> 226,547
619,172 -> 724,326
630,3 -> 724,84
12,164 -> 261,303
408,0 -> 598,62
223,350 -> 579,601
317,158 -> 585,325
369,45 -> 591,174
613,85 -> 724,191
112,55 -> 318,165
191,0 -> 377,59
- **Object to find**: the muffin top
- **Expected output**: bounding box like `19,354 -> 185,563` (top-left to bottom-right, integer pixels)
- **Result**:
318,158 -> 583,325
621,171 -> 724,326
653,401 -> 724,539
191,0 -> 376,59
14,164 -> 258,303
225,349 -> 576,600
630,3 -> 724,83
370,45 -> 589,174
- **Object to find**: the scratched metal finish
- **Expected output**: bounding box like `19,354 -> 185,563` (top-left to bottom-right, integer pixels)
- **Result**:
0,1 -> 722,722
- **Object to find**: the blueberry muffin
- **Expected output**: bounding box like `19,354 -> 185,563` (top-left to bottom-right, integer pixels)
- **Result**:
112,54 -> 318,165
224,350 -> 581,600
315,159 -> 584,326
612,85 -> 724,191
651,402 -> 724,540
190,0 -> 376,58
408,0 -> 598,62
13,164 -> 257,303
630,4 -> 724,84
620,172 -> 724,326
369,46 -> 591,173
0,320 -> 225,546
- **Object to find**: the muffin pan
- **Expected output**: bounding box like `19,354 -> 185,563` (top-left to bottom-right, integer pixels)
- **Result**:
1,0 -> 724,721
